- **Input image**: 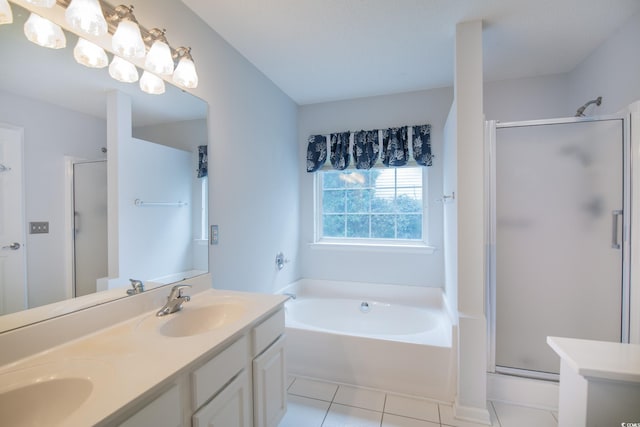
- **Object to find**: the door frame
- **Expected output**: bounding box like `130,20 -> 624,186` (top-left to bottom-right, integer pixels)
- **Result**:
485,114 -> 631,381
0,123 -> 27,314
64,157 -> 107,299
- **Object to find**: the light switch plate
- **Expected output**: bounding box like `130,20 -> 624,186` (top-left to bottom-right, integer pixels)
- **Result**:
30,221 -> 49,234
210,225 -> 219,245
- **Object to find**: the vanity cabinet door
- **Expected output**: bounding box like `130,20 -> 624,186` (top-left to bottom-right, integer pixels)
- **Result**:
192,370 -> 251,427
253,334 -> 287,427
119,384 -> 181,427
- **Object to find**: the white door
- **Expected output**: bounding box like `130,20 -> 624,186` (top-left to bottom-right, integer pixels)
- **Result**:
0,125 -> 27,315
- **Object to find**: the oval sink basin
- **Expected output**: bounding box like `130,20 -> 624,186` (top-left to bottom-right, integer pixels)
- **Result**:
0,377 -> 92,426
159,303 -> 246,337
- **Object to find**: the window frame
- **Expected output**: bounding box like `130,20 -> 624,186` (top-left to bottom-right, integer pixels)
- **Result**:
313,166 -> 432,250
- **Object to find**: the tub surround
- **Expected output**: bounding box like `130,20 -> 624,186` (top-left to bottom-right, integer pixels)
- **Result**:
548,336 -> 640,426
282,279 -> 456,401
0,279 -> 287,426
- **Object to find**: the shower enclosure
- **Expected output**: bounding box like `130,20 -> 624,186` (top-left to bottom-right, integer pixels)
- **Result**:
73,160 -> 107,298
487,116 -> 630,379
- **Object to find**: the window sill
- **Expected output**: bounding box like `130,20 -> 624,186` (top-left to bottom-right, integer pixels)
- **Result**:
308,241 -> 436,254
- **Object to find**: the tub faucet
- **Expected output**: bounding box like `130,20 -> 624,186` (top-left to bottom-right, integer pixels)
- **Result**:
127,279 -> 144,295
283,292 -> 296,300
156,284 -> 191,317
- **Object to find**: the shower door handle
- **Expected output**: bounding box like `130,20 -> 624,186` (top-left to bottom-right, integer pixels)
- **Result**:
611,210 -> 623,249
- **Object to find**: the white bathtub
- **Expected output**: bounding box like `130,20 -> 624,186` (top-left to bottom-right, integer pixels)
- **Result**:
281,279 -> 456,401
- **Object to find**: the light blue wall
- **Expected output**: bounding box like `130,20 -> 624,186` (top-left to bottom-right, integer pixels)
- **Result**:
133,0 -> 300,293
298,88 -> 453,287
567,12 -> 640,115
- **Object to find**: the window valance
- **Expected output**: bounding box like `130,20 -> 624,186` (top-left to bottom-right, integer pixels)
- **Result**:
306,124 -> 432,173
197,145 -> 208,178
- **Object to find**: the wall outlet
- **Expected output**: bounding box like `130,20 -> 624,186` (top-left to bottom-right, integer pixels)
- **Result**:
30,221 -> 49,234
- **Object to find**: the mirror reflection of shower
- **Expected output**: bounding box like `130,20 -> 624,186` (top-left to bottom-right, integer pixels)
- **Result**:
72,160 -> 108,298
575,96 -> 602,117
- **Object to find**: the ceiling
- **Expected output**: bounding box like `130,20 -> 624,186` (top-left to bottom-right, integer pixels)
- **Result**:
181,0 -> 640,105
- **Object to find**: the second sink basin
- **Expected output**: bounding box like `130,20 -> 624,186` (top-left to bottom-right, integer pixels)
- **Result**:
159,302 -> 246,337
0,377 -> 92,426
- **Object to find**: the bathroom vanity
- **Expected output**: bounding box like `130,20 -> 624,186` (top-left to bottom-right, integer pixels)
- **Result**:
548,336 -> 640,427
0,276 -> 288,427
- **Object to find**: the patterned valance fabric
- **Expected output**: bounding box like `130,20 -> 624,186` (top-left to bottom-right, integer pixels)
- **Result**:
306,134 -> 327,172
306,123 -> 432,172
382,127 -> 408,167
330,132 -> 351,170
353,130 -> 379,170
412,125 -> 432,166
197,145 -> 208,178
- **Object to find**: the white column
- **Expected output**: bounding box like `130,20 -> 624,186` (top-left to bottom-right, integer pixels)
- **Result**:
453,20 -> 491,425
106,90 -> 132,283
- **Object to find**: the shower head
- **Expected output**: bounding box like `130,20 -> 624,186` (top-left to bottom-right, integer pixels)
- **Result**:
575,96 -> 602,117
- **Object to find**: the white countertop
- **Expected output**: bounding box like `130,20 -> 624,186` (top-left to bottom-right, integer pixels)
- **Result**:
547,336 -> 640,382
0,288 -> 287,426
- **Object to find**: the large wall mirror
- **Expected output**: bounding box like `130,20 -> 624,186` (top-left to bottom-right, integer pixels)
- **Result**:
0,3 -> 209,333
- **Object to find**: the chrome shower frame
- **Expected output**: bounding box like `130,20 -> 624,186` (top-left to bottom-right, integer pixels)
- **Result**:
485,113 -> 632,381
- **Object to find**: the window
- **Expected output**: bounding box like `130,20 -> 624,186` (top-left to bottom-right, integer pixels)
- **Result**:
317,167 -> 426,243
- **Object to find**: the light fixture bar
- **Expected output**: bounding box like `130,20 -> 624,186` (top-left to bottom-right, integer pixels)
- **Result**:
55,0 -> 183,58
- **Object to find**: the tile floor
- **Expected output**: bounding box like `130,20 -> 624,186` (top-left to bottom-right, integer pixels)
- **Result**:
279,376 -> 558,427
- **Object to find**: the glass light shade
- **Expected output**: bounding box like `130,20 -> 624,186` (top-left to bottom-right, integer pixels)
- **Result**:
65,0 -> 107,36
74,38 -> 108,68
112,19 -> 145,59
25,0 -> 55,8
109,56 -> 138,83
24,13 -> 66,49
173,57 -> 198,88
0,0 -> 13,25
144,40 -> 174,75
140,71 -> 165,95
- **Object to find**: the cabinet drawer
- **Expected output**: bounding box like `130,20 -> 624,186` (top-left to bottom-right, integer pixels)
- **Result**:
252,308 -> 284,357
192,370 -> 251,427
119,384 -> 181,427
192,335 -> 248,410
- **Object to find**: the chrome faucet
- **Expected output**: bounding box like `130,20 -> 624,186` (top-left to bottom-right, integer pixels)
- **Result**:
156,284 -> 191,317
127,279 -> 145,295
283,292 -> 296,300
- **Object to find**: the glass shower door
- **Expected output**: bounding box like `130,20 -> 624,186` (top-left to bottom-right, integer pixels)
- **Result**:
494,119 -> 624,376
73,160 -> 107,298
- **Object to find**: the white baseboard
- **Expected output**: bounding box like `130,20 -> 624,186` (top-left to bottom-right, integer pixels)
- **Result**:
453,398 -> 492,425
487,373 -> 559,411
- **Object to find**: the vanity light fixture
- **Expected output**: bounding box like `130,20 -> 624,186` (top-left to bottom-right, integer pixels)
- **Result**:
144,28 -> 173,75
65,0 -> 107,36
24,0 -> 55,8
74,38 -> 108,68
139,70 -> 165,94
173,46 -> 198,89
24,12 -> 66,49
10,0 -> 200,92
109,55 -> 138,82
0,0 -> 12,25
110,4 -> 145,59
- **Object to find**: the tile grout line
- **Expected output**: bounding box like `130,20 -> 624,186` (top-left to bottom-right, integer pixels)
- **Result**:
380,392 -> 388,427
490,401 -> 501,427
